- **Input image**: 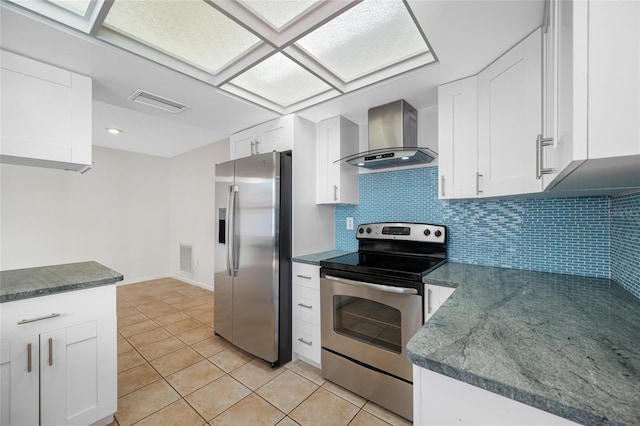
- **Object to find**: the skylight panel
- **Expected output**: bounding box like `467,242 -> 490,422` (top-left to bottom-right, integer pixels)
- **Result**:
238,0 -> 321,30
102,0 -> 262,75
226,52 -> 333,107
46,0 -> 92,16
294,0 -> 431,82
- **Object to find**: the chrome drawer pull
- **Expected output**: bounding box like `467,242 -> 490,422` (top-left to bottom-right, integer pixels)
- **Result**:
18,313 -> 60,325
298,337 -> 312,346
297,303 -> 312,309
296,274 -> 312,280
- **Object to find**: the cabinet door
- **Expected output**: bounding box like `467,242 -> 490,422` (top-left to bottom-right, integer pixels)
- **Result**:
256,115 -> 293,154
588,0 -> 640,159
478,29 -> 543,197
542,0 -> 588,190
0,50 -> 92,168
2,337 -> 40,426
230,127 -> 256,160
316,116 -> 358,204
438,76 -> 479,199
40,317 -> 117,426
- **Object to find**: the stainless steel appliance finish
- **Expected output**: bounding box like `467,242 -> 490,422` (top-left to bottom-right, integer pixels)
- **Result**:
319,222 -> 447,421
214,151 -> 292,367
336,100 -> 437,169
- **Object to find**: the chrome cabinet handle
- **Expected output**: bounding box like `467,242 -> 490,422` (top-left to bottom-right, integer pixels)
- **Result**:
250,141 -> 255,156
255,140 -> 259,154
298,337 -> 312,346
427,288 -> 433,314
297,302 -> 312,309
48,338 -> 53,366
536,134 -> 555,179
440,175 -> 445,197
323,275 -> 418,295
18,313 -> 60,325
333,185 -> 338,201
27,343 -> 32,373
476,172 -> 483,195
296,274 -> 312,280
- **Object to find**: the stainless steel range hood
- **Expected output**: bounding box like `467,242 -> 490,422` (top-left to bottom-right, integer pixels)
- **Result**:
336,100 -> 436,170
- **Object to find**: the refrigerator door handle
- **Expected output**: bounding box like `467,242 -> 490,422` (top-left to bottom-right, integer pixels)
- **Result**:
226,185 -> 239,276
227,185 -> 238,277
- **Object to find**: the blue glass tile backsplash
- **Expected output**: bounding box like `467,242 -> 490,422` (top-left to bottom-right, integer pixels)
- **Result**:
335,167 -> 617,280
610,192 -> 640,297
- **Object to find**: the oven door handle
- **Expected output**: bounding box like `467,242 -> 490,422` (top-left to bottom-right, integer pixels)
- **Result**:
323,275 -> 418,295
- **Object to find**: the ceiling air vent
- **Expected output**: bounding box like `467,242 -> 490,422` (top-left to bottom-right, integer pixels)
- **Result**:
128,89 -> 191,114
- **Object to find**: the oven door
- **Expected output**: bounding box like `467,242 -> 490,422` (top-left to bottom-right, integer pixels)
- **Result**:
320,272 -> 422,382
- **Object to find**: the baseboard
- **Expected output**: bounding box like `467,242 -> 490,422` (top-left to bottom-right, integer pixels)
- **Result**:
117,274 -> 169,286
117,274 -> 214,292
170,274 -> 214,292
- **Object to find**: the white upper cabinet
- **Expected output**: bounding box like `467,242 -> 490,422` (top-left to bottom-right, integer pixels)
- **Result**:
543,0 -> 640,193
230,115 -> 294,160
0,50 -> 92,173
438,76 -> 479,199
477,28 -> 542,197
316,116 -> 359,204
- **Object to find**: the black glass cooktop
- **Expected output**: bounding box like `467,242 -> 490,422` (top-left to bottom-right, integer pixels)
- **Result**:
320,251 -> 445,282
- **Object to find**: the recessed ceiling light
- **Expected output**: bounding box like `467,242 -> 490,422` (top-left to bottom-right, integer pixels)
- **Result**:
106,128 -> 123,134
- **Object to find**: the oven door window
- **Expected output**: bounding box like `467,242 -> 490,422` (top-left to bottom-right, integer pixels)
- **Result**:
333,295 -> 402,354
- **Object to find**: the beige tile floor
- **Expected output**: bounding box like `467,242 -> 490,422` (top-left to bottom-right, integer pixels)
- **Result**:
112,278 -> 412,426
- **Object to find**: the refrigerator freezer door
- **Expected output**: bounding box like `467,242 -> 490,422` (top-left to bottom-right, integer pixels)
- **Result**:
232,152 -> 280,362
214,160 -> 234,342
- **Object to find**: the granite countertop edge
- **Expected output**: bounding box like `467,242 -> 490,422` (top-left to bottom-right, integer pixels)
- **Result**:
1,277 -> 122,303
1,261 -> 124,303
408,262 -> 637,426
292,250 -> 352,266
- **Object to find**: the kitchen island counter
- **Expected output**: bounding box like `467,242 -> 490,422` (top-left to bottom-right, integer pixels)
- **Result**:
408,262 -> 640,425
0,261 -> 123,303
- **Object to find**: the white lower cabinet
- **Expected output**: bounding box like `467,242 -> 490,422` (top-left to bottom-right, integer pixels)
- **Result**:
424,284 -> 455,322
413,366 -> 578,425
0,286 -> 117,426
292,262 -> 322,368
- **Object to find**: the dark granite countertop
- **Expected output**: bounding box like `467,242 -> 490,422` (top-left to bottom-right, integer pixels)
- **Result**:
292,250 -> 351,266
408,262 -> 640,426
0,261 -> 124,303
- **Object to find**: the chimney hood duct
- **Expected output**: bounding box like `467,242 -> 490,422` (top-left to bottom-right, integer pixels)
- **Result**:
336,99 -> 436,170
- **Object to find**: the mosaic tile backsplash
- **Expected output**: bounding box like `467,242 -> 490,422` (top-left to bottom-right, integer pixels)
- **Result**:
610,192 -> 640,297
335,167 -> 640,297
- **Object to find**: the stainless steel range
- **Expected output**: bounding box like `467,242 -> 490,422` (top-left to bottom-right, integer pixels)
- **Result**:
319,222 -> 447,421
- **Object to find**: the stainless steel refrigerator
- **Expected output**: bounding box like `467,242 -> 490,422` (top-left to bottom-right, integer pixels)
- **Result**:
214,151 -> 292,367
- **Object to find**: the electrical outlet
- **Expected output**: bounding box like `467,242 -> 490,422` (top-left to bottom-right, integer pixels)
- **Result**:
346,217 -> 354,230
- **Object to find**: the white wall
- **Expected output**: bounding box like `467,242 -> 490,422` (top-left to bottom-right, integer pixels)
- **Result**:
168,138 -> 229,290
0,147 -> 170,282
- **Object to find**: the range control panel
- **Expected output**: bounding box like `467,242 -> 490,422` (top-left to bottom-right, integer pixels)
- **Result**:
356,222 -> 446,244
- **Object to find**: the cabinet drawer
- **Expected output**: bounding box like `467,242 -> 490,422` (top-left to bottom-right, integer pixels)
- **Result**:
293,320 -> 321,365
293,285 -> 320,326
292,262 -> 320,290
1,286 -> 116,340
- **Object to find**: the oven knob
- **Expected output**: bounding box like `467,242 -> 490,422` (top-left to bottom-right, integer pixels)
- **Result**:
423,229 -> 431,236
366,227 -> 372,234
434,230 -> 442,237
358,227 -> 364,234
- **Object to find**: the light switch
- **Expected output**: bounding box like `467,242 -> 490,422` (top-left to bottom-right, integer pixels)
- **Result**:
346,217 -> 354,230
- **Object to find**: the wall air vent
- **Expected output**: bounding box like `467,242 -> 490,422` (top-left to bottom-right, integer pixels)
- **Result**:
180,244 -> 194,275
128,89 -> 191,114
